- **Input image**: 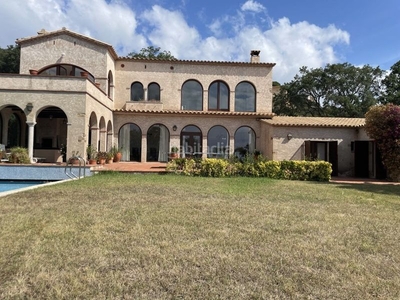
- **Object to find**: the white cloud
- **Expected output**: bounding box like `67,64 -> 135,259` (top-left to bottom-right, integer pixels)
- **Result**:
241,0 -> 266,13
0,0 -> 146,54
0,0 -> 350,83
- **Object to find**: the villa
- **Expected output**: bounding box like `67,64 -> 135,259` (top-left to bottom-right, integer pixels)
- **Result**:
0,28 -> 385,179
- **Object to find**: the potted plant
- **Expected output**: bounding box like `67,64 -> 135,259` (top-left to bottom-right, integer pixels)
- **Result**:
9,147 -> 30,164
169,146 -> 179,160
70,151 -> 80,164
96,151 -> 107,165
110,145 -> 122,162
86,144 -> 97,165
106,151 -> 114,164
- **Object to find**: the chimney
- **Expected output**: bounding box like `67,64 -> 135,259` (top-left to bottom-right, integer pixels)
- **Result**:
250,50 -> 260,63
37,29 -> 47,35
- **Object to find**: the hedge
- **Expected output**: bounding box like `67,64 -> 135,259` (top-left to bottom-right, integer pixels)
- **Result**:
166,158 -> 332,181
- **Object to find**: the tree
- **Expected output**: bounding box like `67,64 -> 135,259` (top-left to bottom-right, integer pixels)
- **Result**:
365,104 -> 400,181
273,63 -> 383,117
128,46 -> 176,60
380,60 -> 400,105
0,44 -> 20,73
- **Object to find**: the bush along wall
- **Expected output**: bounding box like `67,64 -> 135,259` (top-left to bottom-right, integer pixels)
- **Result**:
166,158 -> 332,181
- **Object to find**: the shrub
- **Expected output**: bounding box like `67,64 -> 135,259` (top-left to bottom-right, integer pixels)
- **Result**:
166,158 -> 332,181
365,104 -> 400,181
9,147 -> 30,164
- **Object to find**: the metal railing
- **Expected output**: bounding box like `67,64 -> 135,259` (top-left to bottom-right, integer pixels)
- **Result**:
65,156 -> 86,179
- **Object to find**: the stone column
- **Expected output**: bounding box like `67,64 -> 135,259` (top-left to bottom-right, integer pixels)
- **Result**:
141,134 -> 147,162
26,121 -> 36,162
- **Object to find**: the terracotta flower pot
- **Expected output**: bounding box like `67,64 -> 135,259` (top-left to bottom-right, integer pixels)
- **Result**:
114,152 -> 122,162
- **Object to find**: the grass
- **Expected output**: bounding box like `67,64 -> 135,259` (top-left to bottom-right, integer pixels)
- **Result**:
0,173 -> 400,299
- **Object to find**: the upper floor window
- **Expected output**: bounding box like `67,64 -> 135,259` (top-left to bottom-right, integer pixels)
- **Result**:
148,82 -> 160,101
108,70 -> 113,99
181,80 -> 203,111
39,64 -> 94,82
208,81 -> 229,111
235,81 -> 256,112
131,82 -> 144,101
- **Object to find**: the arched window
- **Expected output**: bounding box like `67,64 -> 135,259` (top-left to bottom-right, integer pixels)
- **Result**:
235,82 -> 256,112
181,80 -> 203,111
234,126 -> 256,158
147,124 -> 169,162
131,82 -> 144,101
207,126 -> 229,158
181,125 -> 202,158
118,123 -> 142,162
208,81 -> 229,111
108,70 -> 113,99
39,64 -> 95,82
148,82 -> 160,101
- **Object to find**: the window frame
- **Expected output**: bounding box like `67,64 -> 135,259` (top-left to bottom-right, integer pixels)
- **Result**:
234,81 -> 256,112
130,82 -> 145,101
181,79 -> 203,111
208,80 -> 230,111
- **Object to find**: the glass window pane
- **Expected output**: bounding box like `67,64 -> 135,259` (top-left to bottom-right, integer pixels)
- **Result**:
148,83 -> 160,101
219,83 -> 229,110
208,81 -> 229,111
119,123 -> 142,162
208,83 -> 218,110
131,82 -> 144,101
207,126 -> 229,158
147,124 -> 169,162
182,80 -> 203,110
235,82 -> 255,112
234,126 -> 256,157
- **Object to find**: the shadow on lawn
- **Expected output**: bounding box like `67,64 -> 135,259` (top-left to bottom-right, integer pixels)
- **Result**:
331,182 -> 400,197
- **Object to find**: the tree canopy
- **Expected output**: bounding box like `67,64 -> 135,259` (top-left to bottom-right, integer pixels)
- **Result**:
365,104 -> 400,181
128,46 -> 176,60
0,44 -> 20,73
380,61 -> 400,105
273,63 -> 383,117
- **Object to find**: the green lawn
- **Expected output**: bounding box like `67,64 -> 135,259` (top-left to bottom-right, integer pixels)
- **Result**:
1,173 -> 399,299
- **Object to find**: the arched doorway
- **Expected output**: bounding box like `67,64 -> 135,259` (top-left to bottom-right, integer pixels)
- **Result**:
118,123 -> 142,161
147,124 -> 169,162
234,126 -> 256,158
207,125 -> 229,158
181,125 -> 202,158
35,106 -> 68,162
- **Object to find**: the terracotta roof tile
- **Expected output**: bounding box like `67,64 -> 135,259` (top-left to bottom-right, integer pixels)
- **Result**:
261,116 -> 365,128
118,56 -> 276,67
114,108 -> 273,117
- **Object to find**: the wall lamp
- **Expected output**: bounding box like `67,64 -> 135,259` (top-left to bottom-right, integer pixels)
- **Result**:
172,125 -> 177,131
287,133 -> 293,140
26,103 -> 33,112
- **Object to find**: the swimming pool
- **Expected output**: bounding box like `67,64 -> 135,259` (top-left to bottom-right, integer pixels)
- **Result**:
0,180 -> 46,193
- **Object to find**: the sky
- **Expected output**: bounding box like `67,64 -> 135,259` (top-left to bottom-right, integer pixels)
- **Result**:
0,0 -> 399,83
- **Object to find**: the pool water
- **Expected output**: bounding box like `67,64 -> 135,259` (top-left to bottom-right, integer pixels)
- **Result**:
0,180 -> 46,193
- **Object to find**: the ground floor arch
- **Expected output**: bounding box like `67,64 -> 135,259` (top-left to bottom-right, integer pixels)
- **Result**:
119,123 -> 142,162
147,124 -> 169,162
180,125 -> 202,158
207,125 -> 229,158
234,126 -> 256,158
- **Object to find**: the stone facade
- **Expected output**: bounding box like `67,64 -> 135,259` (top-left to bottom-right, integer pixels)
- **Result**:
0,28 -> 383,178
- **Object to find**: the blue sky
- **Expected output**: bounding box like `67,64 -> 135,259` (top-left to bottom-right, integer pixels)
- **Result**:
1,0 -> 399,83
